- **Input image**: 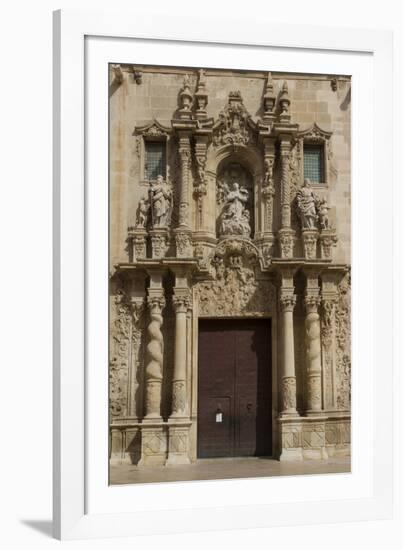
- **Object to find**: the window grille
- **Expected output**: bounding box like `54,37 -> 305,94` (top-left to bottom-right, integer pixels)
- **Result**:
303,144 -> 324,183
145,141 -> 166,180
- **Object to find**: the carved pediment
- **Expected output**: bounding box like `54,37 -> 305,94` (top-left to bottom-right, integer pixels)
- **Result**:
133,119 -> 171,137
298,122 -> 332,142
212,91 -> 257,147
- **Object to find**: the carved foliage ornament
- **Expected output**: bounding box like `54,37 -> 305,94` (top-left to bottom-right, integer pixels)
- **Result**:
335,273 -> 351,410
195,239 -> 275,317
212,91 -> 257,147
109,288 -> 145,418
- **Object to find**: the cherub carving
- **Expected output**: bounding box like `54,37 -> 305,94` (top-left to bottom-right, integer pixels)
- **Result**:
135,197 -> 150,228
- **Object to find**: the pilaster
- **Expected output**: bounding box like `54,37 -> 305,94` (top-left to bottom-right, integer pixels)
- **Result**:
280,138 -> 292,229
320,272 -> 339,410
178,134 -> 192,227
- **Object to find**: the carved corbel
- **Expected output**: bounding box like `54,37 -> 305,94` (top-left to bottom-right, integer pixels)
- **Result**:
132,66 -> 143,84
319,229 -> 338,260
111,64 -> 123,85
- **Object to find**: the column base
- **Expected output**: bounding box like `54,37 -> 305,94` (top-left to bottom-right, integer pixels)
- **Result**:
305,410 -> 327,417
166,422 -> 191,466
279,447 -> 303,462
138,424 -> 167,467
279,410 -> 300,419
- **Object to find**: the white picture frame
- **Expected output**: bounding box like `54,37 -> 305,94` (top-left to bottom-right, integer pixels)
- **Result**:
53,9 -> 393,540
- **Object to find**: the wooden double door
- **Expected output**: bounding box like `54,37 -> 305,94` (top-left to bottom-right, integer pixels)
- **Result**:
197,319 -> 272,458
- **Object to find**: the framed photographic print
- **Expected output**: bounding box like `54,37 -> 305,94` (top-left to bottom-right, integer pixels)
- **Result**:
53,9 -> 393,540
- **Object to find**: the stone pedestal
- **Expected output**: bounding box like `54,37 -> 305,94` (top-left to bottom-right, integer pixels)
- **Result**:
279,418 -> 303,461
128,227 -> 147,261
302,418 -> 328,459
166,422 -> 191,465
138,424 -> 167,466
149,228 -> 168,259
260,236 -> 275,266
302,228 -> 318,260
319,229 -> 338,260
278,228 -> 295,259
174,228 -> 193,258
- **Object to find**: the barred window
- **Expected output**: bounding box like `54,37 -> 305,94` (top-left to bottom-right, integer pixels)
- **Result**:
303,144 -> 324,184
145,141 -> 166,180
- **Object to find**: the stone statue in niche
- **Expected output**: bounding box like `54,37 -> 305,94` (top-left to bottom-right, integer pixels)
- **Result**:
296,178 -> 332,231
217,163 -> 253,238
149,175 -> 172,227
135,197 -> 150,228
218,182 -> 251,237
296,179 -> 319,229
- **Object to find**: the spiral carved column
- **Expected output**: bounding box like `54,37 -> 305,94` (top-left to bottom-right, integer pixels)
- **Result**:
144,294 -> 165,420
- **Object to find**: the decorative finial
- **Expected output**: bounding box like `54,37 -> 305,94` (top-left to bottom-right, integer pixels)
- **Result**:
263,72 -> 276,115
279,80 -> 290,117
178,73 -> 193,118
195,68 -> 208,119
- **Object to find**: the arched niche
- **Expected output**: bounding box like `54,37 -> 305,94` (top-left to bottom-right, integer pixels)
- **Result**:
204,144 -> 264,239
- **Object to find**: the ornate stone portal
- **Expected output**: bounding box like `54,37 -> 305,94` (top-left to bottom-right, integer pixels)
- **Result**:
110,67 -> 351,467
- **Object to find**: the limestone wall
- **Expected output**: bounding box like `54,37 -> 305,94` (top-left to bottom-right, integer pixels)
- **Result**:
109,67 -> 351,267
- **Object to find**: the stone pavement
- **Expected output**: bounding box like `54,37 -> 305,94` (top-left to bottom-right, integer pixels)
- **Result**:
110,456 -> 350,485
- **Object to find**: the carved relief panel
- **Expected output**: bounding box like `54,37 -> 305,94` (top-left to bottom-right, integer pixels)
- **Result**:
335,272 -> 351,410
194,239 -> 275,317
109,283 -> 146,420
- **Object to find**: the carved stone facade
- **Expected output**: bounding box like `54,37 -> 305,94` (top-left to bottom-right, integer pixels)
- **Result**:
109,65 -> 351,467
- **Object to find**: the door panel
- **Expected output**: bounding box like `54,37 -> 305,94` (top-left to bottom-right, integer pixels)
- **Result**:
198,319 -> 272,458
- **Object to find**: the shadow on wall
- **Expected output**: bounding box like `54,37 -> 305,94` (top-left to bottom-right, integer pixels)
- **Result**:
340,87 -> 351,111
20,519 -> 53,538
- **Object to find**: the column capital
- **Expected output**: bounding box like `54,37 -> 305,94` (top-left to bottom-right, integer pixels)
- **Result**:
279,138 -> 292,153
147,289 -> 165,312
172,291 -> 192,313
279,291 -> 296,312
304,294 -> 321,314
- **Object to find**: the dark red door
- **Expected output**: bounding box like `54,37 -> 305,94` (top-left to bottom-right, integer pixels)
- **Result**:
197,319 -> 272,458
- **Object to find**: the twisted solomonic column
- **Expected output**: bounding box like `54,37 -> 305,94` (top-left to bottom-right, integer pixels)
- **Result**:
144,294 -> 165,420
